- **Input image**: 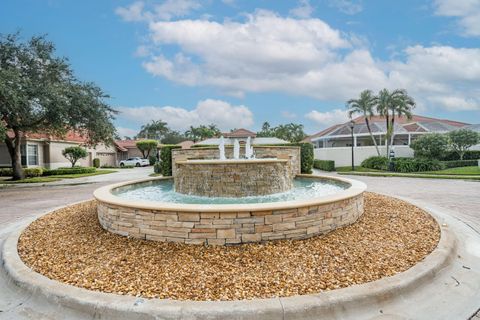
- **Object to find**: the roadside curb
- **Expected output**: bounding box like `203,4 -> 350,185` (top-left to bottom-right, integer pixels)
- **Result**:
1,198 -> 457,320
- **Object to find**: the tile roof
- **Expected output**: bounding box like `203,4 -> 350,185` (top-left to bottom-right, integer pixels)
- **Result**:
223,128 -> 257,138
306,114 -> 471,141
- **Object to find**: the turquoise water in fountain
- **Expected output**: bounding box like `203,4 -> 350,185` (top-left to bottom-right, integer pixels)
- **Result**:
113,178 -> 349,205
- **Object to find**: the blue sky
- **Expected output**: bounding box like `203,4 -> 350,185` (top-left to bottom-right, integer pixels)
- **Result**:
1,0 -> 479,137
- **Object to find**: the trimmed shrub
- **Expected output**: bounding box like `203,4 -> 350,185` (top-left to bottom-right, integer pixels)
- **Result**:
392,158 -> 444,173
159,145 -> 181,176
0,168 -> 13,176
441,159 -> 478,168
43,167 -> 96,176
148,155 -> 157,166
313,160 -> 335,171
154,161 -> 162,174
24,167 -> 43,177
62,146 -> 88,167
411,133 -> 449,159
361,156 -> 389,170
298,143 -> 314,174
93,158 -> 100,168
440,150 -> 480,161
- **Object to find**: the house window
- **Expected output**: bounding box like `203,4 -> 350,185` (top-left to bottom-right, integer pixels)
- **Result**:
27,145 -> 38,165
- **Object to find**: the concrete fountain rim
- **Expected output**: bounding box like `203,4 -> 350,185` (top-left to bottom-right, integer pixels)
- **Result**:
1,195 -> 456,319
93,174 -> 367,213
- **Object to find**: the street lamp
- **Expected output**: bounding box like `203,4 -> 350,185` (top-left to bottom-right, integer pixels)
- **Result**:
349,120 -> 355,171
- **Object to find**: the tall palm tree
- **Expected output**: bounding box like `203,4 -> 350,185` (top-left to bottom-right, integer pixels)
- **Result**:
346,90 -> 380,156
388,90 -> 415,147
376,89 -> 415,157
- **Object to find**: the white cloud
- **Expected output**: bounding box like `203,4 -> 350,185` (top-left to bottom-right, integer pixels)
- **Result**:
327,0 -> 363,15
290,0 -> 314,18
116,127 -> 138,139
119,4 -> 480,113
305,109 -> 349,127
117,99 -> 254,131
388,45 -> 480,111
115,1 -> 146,22
434,0 -> 480,36
115,0 -> 201,22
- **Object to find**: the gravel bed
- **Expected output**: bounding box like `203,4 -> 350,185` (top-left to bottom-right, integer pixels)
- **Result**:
18,193 -> 440,301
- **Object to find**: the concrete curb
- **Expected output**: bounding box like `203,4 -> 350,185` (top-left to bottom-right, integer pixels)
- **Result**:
1,198 -> 457,320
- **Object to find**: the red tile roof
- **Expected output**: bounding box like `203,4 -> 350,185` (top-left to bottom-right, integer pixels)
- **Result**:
6,130 -> 88,143
223,128 -> 256,138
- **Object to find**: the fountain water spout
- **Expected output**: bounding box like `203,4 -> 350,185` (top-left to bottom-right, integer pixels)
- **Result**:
233,139 -> 240,160
245,137 -> 254,159
219,136 -> 226,160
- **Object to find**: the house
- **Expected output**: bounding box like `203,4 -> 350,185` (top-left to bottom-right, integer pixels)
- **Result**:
114,140 -> 145,160
0,131 -> 118,169
194,128 -> 289,146
304,115 -> 478,167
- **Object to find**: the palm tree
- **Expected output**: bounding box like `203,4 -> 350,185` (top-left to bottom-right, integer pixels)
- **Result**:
346,90 -> 380,156
388,90 -> 415,148
376,89 -> 415,157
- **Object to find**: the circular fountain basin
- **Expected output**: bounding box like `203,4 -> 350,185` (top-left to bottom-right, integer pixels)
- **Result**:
94,175 -> 366,245
175,158 -> 293,197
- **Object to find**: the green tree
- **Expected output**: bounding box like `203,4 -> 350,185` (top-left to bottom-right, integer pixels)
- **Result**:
136,120 -> 169,140
273,123 -> 307,142
0,33 -> 116,180
161,130 -> 187,144
184,124 -> 220,142
376,89 -> 415,157
257,122 -> 274,137
448,129 -> 479,160
256,122 -> 306,142
62,146 -> 88,167
410,133 -> 449,159
136,139 -> 158,158
346,90 -> 380,156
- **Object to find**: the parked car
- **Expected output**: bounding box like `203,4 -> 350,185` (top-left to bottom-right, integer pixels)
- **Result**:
119,157 -> 150,167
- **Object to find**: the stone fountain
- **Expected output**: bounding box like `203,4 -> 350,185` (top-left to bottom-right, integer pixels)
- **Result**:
174,136 -> 293,197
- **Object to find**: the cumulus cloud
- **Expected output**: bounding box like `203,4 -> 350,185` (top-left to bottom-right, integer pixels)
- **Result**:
290,0 -> 314,18
434,0 -> 480,37
116,99 -> 254,131
327,0 -> 363,15
305,109 -> 349,127
116,127 -> 139,139
119,3 -> 480,113
115,0 -> 201,22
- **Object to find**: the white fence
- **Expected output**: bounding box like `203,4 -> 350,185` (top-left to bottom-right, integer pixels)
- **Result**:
314,146 -> 414,167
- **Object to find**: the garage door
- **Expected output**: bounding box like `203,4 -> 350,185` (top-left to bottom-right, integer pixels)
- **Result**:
97,152 -> 116,167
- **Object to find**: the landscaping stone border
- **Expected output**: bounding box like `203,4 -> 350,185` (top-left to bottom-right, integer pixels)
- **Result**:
95,175 -> 366,245
1,198 -> 456,320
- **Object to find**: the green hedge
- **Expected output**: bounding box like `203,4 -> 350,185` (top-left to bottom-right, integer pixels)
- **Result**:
0,167 -> 43,177
0,168 -> 12,176
148,155 -> 157,165
361,156 -> 389,170
43,167 -> 96,176
440,150 -> 480,161
313,160 -> 335,171
160,145 -> 181,176
93,158 -> 100,168
441,159 -> 478,168
392,158 -> 444,173
297,143 -> 313,174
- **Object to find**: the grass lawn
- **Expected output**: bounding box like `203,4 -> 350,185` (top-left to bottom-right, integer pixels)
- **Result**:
422,166 -> 480,175
335,166 -> 382,173
0,169 -> 117,184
